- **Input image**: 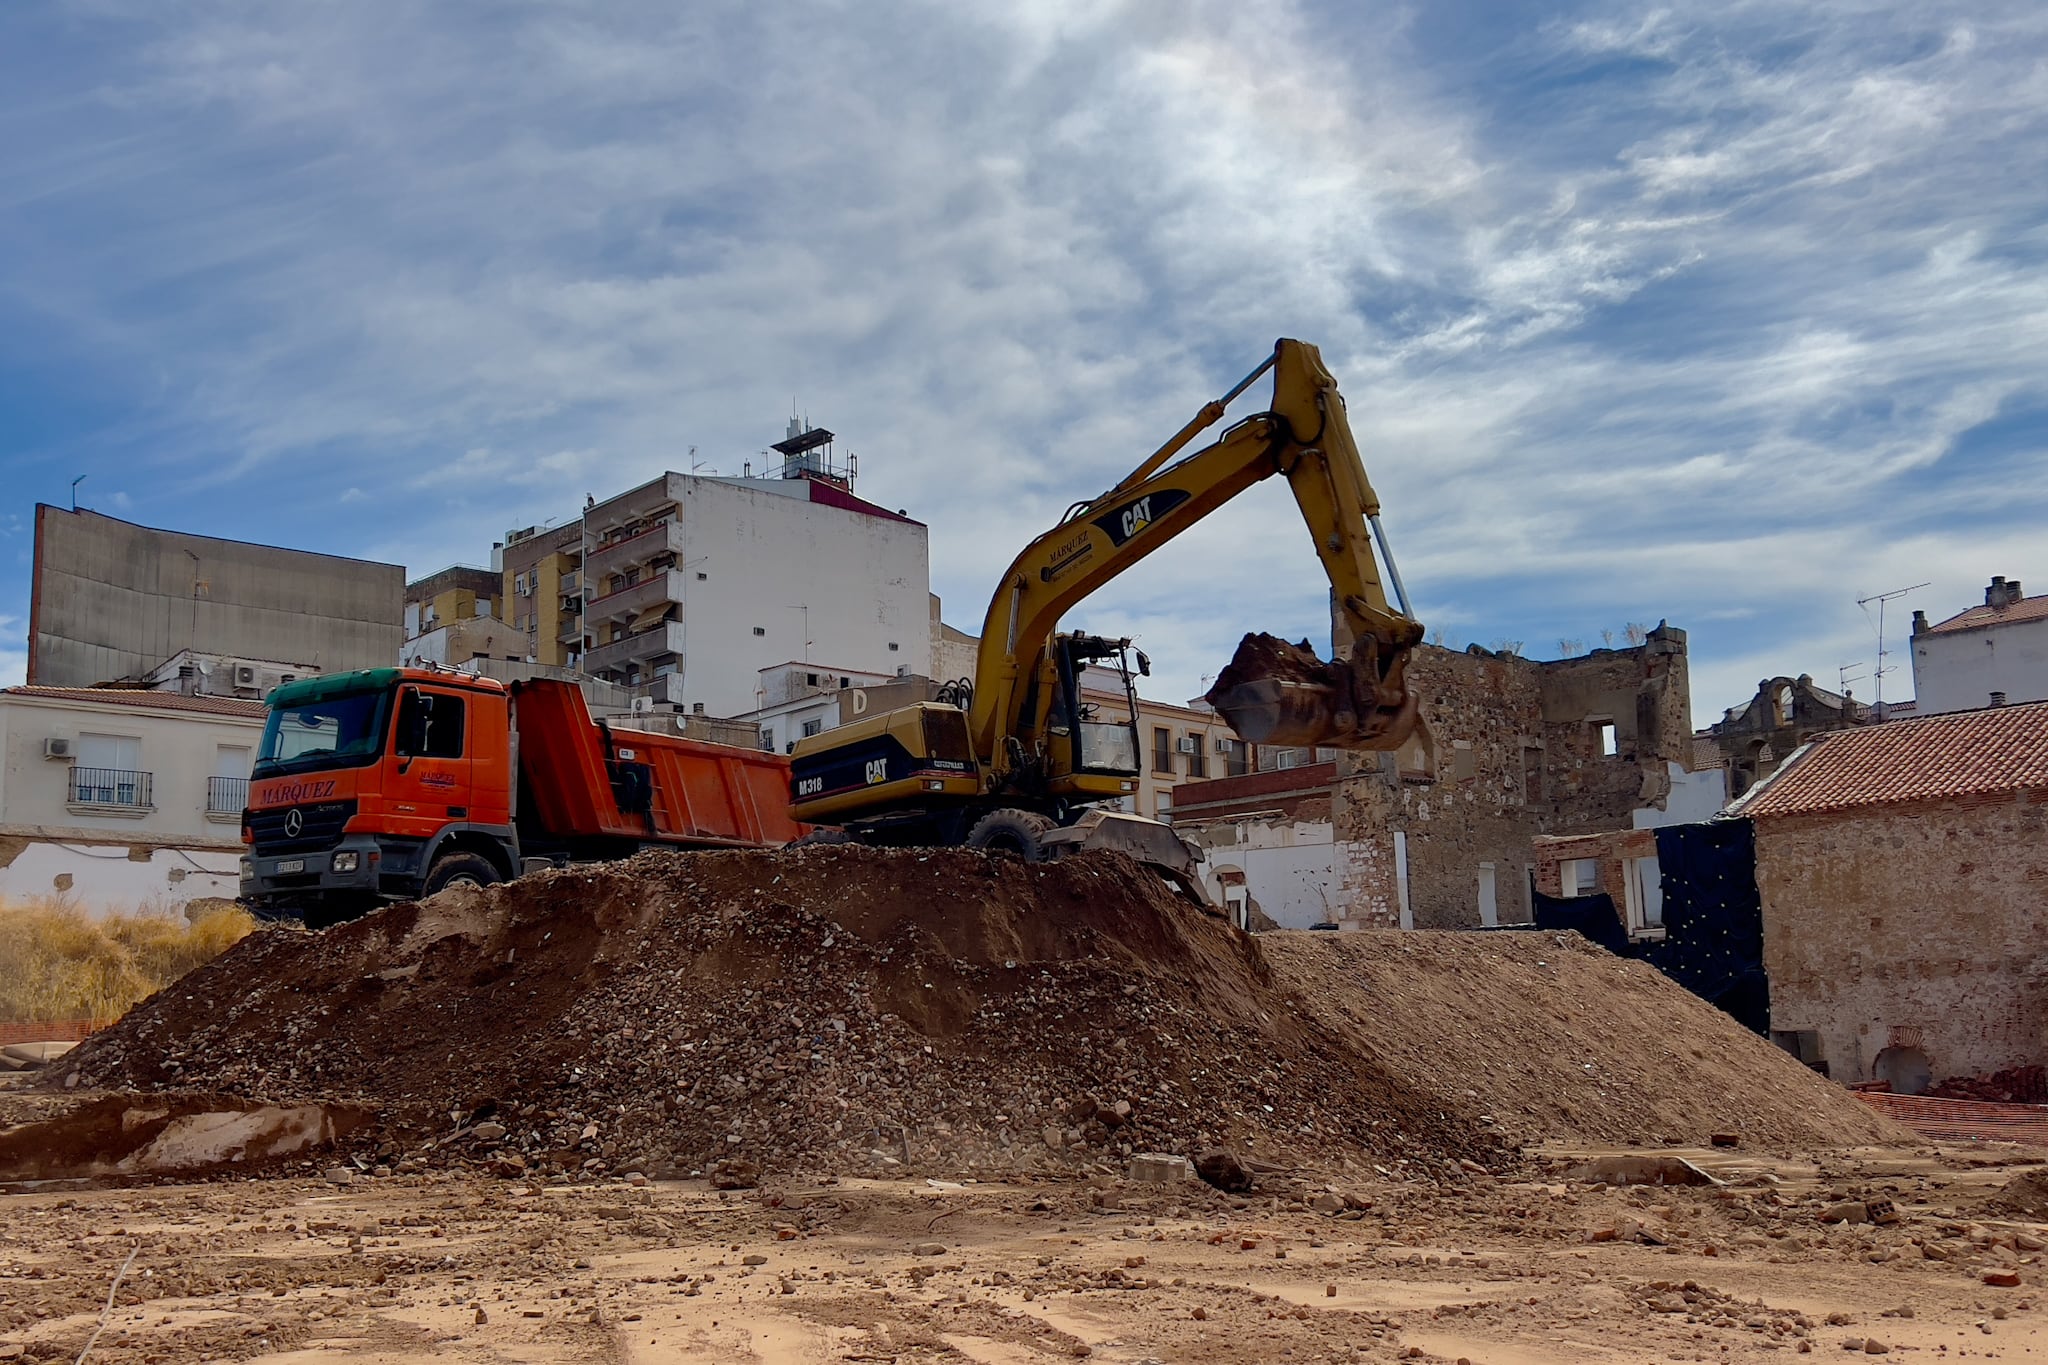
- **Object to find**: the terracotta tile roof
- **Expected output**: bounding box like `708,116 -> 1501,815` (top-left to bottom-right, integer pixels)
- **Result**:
1920,595 -> 2048,636
1690,734 -> 1724,770
2,686 -> 268,719
1735,699 -> 2048,817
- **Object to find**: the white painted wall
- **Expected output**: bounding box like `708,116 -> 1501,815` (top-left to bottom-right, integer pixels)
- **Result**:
0,843 -> 241,913
636,476 -> 931,718
1633,762 -> 1727,828
1912,615 -> 2048,715
1198,821 -> 1355,929
0,691 -> 261,915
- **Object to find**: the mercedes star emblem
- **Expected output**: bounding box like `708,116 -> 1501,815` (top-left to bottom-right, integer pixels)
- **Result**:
283,808 -> 304,839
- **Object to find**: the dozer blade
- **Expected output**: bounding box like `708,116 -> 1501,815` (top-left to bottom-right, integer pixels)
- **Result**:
1038,809 -> 1218,911
1205,631 -> 1419,750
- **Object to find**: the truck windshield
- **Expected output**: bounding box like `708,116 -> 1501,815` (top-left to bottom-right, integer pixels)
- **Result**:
254,689 -> 391,777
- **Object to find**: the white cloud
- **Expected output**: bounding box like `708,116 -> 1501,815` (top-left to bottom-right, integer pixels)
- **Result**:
0,0 -> 2043,727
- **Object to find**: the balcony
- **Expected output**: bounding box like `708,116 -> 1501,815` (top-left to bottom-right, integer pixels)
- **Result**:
206,775 -> 249,821
68,767 -> 154,816
583,620 -> 686,679
585,521 -> 686,582
584,569 -> 685,626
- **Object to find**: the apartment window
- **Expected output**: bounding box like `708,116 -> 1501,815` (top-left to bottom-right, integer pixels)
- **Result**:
697,572 -> 708,581
1152,727 -> 1173,774
72,733 -> 148,808
1185,745 -> 1207,779
758,728 -> 775,752
753,626 -> 766,637
1219,737 -> 1249,777
209,744 -> 252,817
801,718 -> 824,738
1559,858 -> 1599,897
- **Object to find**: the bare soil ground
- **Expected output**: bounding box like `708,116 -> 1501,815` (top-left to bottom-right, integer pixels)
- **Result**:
4,1141 -> 2048,1364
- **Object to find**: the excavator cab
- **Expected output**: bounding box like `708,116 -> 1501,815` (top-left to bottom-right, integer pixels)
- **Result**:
1046,633 -> 1144,782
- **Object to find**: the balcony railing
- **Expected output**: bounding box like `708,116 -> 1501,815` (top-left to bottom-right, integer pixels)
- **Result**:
585,568 -> 685,623
207,775 -> 249,817
583,621 -> 687,677
68,767 -> 153,810
585,521 -> 686,580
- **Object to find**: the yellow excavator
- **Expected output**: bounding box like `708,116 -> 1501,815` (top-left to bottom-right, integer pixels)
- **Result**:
788,338 -> 1425,862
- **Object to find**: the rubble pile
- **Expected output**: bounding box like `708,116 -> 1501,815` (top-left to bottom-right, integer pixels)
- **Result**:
61,848 -> 1494,1178
55,845 -> 1907,1181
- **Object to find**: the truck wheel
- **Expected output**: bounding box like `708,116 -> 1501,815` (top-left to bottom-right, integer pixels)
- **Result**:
422,852 -> 500,897
966,808 -> 1056,862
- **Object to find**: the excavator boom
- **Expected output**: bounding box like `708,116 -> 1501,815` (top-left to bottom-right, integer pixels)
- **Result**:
970,338 -> 1423,758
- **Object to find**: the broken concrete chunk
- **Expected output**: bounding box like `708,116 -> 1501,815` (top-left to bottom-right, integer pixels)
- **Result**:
1820,1200 -> 1869,1225
1127,1153 -> 1193,1184
1194,1148 -> 1253,1193
708,1157 -> 761,1190
1567,1155 -> 1722,1188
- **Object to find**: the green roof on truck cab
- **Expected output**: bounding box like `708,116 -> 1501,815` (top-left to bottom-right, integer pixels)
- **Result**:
265,668 -> 402,710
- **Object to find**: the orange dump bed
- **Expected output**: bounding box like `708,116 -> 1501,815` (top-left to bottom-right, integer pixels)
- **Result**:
511,679 -> 804,847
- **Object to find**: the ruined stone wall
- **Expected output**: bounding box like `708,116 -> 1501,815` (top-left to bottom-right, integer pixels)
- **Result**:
1333,625 -> 1691,930
1531,828 -> 1658,900
1756,790 -> 2048,1086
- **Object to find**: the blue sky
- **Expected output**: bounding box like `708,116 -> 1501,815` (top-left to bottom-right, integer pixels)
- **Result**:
4,1 -> 2044,728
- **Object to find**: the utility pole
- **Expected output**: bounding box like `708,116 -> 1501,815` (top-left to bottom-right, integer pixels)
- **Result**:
1856,583 -> 1929,721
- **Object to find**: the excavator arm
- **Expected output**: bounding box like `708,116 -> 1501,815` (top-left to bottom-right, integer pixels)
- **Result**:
969,338 -> 1424,761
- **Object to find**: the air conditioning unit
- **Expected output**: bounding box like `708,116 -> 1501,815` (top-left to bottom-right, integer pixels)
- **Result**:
43,737 -> 72,760
1176,736 -> 1200,755
233,665 -> 258,687
630,696 -> 656,714
1214,737 -> 1235,754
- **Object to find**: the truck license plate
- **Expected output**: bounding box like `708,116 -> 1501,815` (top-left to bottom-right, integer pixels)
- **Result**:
276,859 -> 305,875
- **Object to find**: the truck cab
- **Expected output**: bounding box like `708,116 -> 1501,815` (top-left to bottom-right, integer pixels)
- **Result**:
240,668 -> 516,923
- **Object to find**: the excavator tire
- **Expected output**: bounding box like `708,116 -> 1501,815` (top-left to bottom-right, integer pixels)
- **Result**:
965,808 -> 1057,862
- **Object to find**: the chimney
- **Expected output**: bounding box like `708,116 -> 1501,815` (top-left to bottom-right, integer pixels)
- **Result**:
1911,609 -> 1928,634
1991,691 -> 2008,707
1986,575 -> 2018,609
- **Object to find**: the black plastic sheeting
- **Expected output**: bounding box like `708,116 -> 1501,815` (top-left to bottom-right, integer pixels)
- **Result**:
1530,889 -> 1631,955
1529,819 -> 1769,1037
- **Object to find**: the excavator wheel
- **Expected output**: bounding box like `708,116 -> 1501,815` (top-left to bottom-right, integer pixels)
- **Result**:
965,808 -> 1057,862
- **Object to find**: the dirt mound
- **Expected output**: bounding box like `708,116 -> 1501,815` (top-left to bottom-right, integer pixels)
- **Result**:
58,848 -> 1497,1178
1991,1169 -> 2048,1218
50,847 -> 1906,1181
1263,930 -> 1908,1151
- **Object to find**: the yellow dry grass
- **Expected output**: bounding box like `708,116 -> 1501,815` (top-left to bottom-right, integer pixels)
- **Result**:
0,896 -> 256,1024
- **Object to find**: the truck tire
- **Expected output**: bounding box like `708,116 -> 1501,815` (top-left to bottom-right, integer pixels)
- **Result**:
422,852 -> 500,897
965,808 -> 1057,862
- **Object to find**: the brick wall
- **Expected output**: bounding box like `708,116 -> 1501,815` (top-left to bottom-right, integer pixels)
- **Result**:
1531,827 -> 1658,900
1332,626 -> 1692,929
1756,788 -> 2048,1086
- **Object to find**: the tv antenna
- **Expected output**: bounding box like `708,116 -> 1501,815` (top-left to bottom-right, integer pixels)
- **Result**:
1856,583 -> 1929,721
1836,660 -> 1865,698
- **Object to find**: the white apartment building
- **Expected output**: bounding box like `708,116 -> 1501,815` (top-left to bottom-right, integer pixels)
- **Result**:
574,431 -> 931,718
0,686 -> 265,913
739,661 -> 901,755
1911,575 -> 2048,715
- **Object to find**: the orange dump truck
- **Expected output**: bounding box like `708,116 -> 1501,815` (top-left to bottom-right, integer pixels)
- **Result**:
240,668 -> 804,926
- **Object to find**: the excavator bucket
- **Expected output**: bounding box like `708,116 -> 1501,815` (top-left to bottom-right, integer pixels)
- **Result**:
1205,631 -> 1420,751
